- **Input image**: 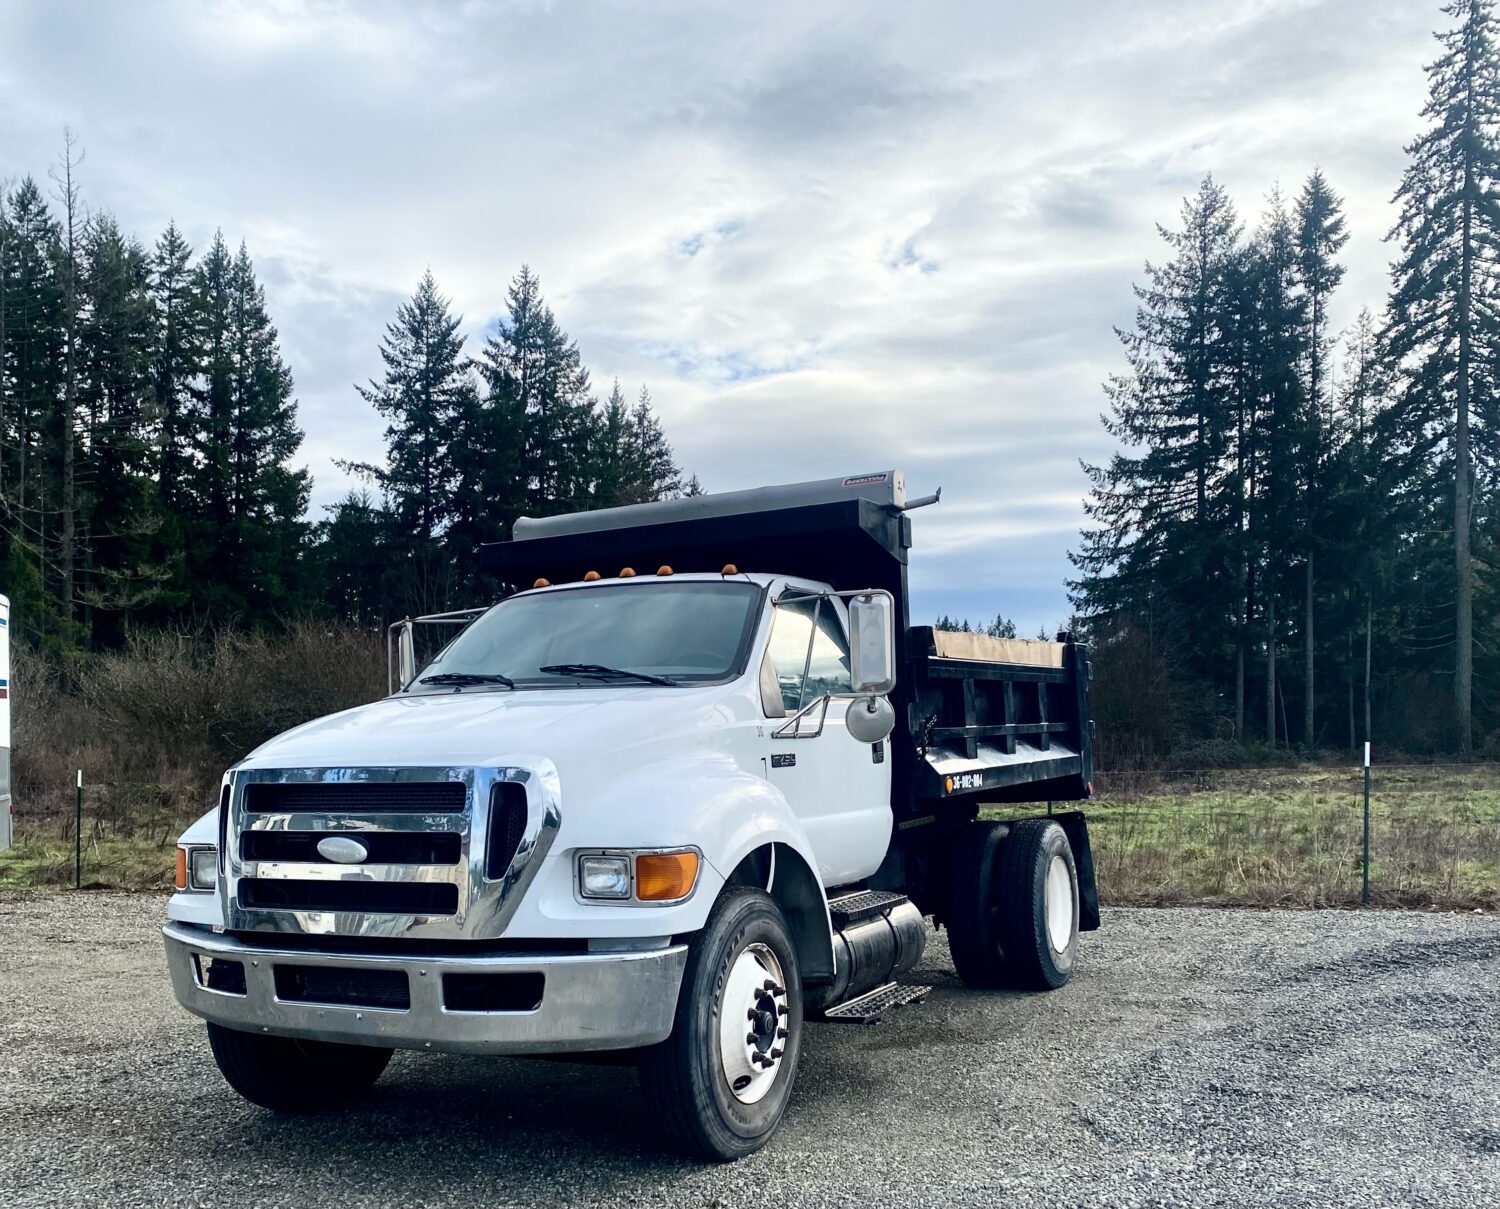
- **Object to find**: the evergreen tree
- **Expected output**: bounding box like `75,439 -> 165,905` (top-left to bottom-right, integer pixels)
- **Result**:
1383,0 -> 1500,750
475,266 -> 595,519
1072,178 -> 1243,717
629,385 -> 682,501
77,212 -> 160,640
1293,170 -> 1348,743
185,235 -> 309,619
313,489 -> 390,624
151,222 -> 197,516
1250,192 -> 1310,746
0,178 -> 65,646
351,270 -> 471,543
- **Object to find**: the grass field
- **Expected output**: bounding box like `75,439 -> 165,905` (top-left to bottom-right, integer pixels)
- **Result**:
987,764 -> 1500,910
5,764 -> 1498,908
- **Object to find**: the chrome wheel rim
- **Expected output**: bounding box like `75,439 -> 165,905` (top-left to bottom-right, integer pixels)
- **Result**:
718,942 -> 788,1105
1045,853 -> 1074,954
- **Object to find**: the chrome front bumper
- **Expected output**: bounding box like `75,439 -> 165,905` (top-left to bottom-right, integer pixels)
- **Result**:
163,923 -> 688,1055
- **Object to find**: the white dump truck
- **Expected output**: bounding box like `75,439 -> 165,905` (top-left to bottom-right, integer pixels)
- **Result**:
163,472 -> 1097,1159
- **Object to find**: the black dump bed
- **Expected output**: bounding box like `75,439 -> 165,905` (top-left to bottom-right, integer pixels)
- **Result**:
479,471 -> 1092,817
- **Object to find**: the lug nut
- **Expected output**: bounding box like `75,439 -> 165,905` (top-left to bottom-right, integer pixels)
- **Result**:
770,1048 -> 783,1060
746,1033 -> 758,1045
777,1027 -> 788,1038
747,1008 -> 758,1021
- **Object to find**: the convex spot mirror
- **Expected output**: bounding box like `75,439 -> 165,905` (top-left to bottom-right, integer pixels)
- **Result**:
846,694 -> 896,744
848,590 -> 896,696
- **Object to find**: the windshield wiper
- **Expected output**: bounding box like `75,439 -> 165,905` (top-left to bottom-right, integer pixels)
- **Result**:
417,671 -> 516,689
538,663 -> 677,686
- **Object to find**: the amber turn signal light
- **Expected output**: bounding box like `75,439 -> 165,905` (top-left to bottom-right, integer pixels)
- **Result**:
174,847 -> 188,891
634,851 -> 700,901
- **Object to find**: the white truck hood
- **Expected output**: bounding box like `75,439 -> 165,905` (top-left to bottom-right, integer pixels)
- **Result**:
236,684 -> 730,772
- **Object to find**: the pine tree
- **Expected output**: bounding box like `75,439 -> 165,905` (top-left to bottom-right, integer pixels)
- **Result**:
151,222 -> 197,516
1293,171 -> 1348,744
186,235 -> 309,619
1072,178 -> 1242,712
352,270 -> 471,543
475,267 -> 595,519
49,129 -> 85,637
313,489 -> 390,624
629,385 -> 682,501
77,212 -> 160,640
590,380 -> 633,507
1383,0 -> 1500,750
0,178 -> 65,646
1251,192 -> 1310,746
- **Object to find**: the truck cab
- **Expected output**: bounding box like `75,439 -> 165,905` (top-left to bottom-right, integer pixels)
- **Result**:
163,471 -> 1097,1159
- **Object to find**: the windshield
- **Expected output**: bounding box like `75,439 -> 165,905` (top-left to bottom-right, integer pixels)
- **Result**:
414,581 -> 764,689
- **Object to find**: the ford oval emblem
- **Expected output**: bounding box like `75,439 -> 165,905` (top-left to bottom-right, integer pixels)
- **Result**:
317,835 -> 370,864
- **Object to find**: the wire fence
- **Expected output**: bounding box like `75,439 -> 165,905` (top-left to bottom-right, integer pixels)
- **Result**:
4,762 -> 1499,908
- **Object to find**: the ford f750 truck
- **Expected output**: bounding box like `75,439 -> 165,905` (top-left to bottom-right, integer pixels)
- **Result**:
163,471 -> 1097,1159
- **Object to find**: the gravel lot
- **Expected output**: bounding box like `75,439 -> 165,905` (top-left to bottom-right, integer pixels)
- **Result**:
2,893 -> 1498,1208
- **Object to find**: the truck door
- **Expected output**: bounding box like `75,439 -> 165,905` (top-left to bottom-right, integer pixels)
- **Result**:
760,593 -> 891,887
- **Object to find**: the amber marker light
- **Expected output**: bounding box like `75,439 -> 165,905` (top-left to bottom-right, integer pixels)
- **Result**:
620,567 -> 636,578
721,563 -> 738,575
174,847 -> 188,890
656,565 -> 673,576
583,570 -> 601,581
533,577 -> 551,588
635,851 -> 700,901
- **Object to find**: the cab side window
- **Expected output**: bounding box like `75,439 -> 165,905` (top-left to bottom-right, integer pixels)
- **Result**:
762,597 -> 852,715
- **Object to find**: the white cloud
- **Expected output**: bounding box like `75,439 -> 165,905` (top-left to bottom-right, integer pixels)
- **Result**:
0,0 -> 1439,630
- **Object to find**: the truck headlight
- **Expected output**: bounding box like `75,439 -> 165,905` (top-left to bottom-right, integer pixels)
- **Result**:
187,846 -> 218,892
577,854 -> 631,899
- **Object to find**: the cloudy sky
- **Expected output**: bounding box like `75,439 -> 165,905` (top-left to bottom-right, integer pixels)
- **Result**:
1,0 -> 1439,629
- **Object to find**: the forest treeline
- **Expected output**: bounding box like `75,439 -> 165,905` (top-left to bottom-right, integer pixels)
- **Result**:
0,141 -> 691,652
1070,0 -> 1500,763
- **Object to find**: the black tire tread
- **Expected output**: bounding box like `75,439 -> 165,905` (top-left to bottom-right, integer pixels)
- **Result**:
995,818 -> 1066,991
638,885 -> 800,1160
942,820 -> 1009,987
206,1023 -> 392,1113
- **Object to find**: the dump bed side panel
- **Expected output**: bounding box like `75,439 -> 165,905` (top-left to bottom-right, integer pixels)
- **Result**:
903,625 -> 1092,809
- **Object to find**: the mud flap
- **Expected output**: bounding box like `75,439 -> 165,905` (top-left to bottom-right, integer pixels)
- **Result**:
1051,810 -> 1100,932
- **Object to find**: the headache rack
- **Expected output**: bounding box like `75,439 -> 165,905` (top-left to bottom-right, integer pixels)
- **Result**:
476,470 -> 1092,816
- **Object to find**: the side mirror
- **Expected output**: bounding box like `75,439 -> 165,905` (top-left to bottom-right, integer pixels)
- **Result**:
846,695 -> 896,744
848,591 -> 896,695
396,620 -> 417,690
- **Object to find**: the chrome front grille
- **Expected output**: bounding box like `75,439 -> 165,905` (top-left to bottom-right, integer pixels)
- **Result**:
223,764 -> 560,941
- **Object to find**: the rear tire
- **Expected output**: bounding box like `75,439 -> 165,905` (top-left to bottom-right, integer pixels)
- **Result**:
943,818 -> 1079,990
996,818 -> 1079,990
639,887 -> 803,1160
206,1023 -> 392,1113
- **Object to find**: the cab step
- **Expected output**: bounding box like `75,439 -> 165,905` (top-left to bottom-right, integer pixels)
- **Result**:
817,981 -> 932,1025
826,889 -> 910,928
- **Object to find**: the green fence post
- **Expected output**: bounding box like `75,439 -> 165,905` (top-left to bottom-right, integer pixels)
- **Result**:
74,769 -> 83,890
1362,743 -> 1371,906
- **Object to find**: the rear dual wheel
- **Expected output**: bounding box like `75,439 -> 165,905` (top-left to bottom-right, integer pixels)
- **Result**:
944,817 -> 1079,990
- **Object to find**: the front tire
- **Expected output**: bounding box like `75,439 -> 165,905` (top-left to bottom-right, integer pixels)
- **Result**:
206,1023 -> 393,1113
639,887 -> 803,1160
